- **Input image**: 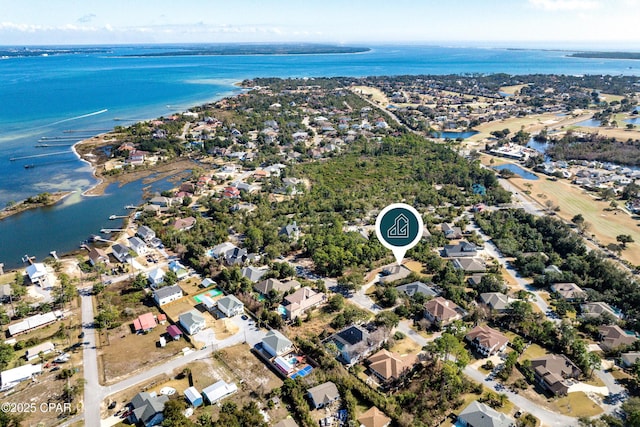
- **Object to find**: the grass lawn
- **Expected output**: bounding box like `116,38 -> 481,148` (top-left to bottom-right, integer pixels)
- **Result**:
519,344 -> 549,362
584,375 -> 606,387
500,174 -> 640,266
404,260 -> 424,274
552,392 -> 603,418
389,336 -> 421,355
284,306 -> 336,341
610,368 -> 633,381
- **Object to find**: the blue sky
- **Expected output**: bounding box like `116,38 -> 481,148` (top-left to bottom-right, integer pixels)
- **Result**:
1,0 -> 640,48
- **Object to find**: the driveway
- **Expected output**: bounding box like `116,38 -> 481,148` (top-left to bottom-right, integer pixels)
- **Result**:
463,364 -> 579,427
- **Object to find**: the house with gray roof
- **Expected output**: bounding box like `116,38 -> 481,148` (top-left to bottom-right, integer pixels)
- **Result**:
457,401 -> 515,427
241,266 -> 268,283
620,352 -> 640,368
279,222 -> 300,240
479,292 -> 512,313
452,257 -> 486,273
262,330 -> 293,357
396,281 -> 438,298
153,285 -> 183,306
129,391 -> 169,427
443,241 -> 478,257
179,310 -> 206,335
136,225 -> 156,242
217,295 -> 244,317
307,381 -> 340,409
326,324 -> 383,365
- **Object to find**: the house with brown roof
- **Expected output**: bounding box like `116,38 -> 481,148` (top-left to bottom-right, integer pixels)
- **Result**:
171,217 -> 196,231
254,278 -> 300,296
367,349 -> 417,383
441,223 -> 463,239
465,325 -> 509,357
358,406 -> 391,427
283,287 -> 326,320
530,354 -> 581,396
88,247 -> 110,266
424,297 -> 466,328
598,325 -> 638,352
550,283 -> 587,302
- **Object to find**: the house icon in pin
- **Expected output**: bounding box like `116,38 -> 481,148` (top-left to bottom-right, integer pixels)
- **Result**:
387,213 -> 409,239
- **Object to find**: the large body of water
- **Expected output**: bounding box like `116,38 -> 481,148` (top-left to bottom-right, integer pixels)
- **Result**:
1,44 -> 639,267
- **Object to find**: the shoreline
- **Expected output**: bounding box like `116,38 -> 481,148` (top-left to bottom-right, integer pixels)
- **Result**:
0,190 -> 75,221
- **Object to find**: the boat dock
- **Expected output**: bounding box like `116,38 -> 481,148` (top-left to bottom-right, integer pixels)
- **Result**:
100,228 -> 124,234
109,215 -> 128,220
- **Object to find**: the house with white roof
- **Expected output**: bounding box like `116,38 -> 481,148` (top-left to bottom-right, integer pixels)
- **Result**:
202,380 -> 238,404
26,263 -> 49,287
147,268 -> 166,288
1,364 -> 42,391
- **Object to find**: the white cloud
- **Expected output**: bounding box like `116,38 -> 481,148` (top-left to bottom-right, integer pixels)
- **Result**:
528,0 -> 600,10
77,14 -> 96,24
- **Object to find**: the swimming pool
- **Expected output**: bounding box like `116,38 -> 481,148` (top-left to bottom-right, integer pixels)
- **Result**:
194,288 -> 223,303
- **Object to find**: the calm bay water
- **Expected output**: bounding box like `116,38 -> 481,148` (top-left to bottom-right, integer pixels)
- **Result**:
1,44 -> 639,267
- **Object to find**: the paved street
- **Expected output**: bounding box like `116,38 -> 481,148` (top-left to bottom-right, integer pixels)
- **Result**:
80,289 -> 101,427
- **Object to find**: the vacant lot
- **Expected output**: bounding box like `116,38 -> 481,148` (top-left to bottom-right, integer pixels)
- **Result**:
98,320 -> 191,384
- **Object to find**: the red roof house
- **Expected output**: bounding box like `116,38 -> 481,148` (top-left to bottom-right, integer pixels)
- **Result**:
133,313 -> 157,333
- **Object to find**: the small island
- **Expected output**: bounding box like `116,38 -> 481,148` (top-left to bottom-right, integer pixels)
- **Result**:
569,51 -> 640,60
0,191 -> 71,220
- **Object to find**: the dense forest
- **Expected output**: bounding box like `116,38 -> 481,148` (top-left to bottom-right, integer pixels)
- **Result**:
546,132 -> 640,166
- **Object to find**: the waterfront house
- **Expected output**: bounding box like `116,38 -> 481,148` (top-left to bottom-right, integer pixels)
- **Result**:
367,349 -> 417,383
202,380 -> 238,404
465,325 -> 509,357
307,381 -> 340,409
217,295 -> 244,317
153,285 -> 183,306
424,297 -> 466,328
137,225 -> 156,242
179,310 -> 206,335
110,245 -> 130,263
24,342 -> 55,361
149,196 -> 171,207
443,241 -> 478,258
147,268 -> 166,288
88,247 -> 110,266
283,287 -> 326,320
133,313 -> 157,333
262,330 -> 294,358
598,325 -> 638,352
530,354 -> 581,396
457,401 -> 515,427
26,263 -> 49,287
128,236 -> 148,256
129,391 -> 169,427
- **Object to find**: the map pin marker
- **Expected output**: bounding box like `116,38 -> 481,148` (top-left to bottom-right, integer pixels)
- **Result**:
375,203 -> 424,265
